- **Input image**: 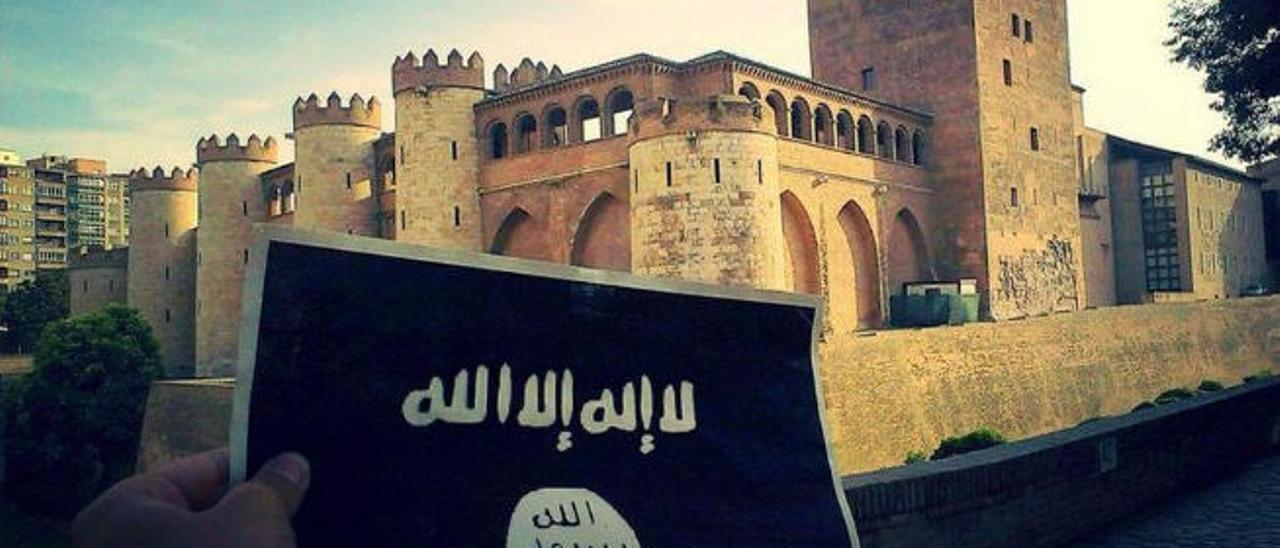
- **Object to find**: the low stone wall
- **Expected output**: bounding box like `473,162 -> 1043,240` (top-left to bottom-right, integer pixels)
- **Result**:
820,296 -> 1280,473
135,379 -> 234,472
843,379 -> 1280,548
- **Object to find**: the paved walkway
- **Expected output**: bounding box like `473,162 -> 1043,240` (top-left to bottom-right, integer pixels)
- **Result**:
1070,456 -> 1280,547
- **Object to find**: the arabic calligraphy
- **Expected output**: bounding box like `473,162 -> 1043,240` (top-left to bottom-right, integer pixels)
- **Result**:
507,488 -> 642,548
402,365 -> 697,454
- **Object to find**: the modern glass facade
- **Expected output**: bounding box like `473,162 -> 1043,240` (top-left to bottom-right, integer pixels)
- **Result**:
1140,162 -> 1180,291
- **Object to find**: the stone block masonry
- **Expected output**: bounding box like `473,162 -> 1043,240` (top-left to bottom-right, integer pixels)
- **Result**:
821,295 -> 1280,474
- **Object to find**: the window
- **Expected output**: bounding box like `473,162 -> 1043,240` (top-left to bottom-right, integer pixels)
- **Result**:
400,145 -> 405,164
165,309 -> 171,323
453,206 -> 461,227
861,68 -> 876,91
757,159 -> 763,184
633,169 -> 638,192
82,280 -> 88,293
1010,187 -> 1019,207
714,159 -> 722,184
488,122 -> 509,159
400,210 -> 406,230
1012,14 -> 1021,37
1140,163 -> 1181,291
451,141 -> 458,160
243,249 -> 249,264
1003,60 -> 1013,86
164,222 -> 169,237
1025,20 -> 1034,43
1030,127 -> 1041,151
665,162 -> 673,187
345,173 -> 351,190
242,201 -> 248,216
515,113 -> 538,154
164,265 -> 170,280
578,98 -> 602,142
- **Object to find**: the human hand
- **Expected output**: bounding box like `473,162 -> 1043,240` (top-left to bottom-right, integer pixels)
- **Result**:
71,449 -> 311,548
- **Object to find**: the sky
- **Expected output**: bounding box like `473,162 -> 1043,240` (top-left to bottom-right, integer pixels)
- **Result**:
0,0 -> 1240,171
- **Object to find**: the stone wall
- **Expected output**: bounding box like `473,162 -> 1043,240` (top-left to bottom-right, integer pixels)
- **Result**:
292,123 -> 380,237
68,254 -> 127,317
196,158 -> 275,377
1181,160 -> 1268,299
845,378 -> 1280,548
820,295 -> 1280,474
394,86 -> 486,251
128,186 -> 198,376
135,379 -> 234,472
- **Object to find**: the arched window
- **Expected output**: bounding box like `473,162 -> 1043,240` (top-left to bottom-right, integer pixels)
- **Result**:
605,88 -> 634,137
737,82 -> 761,102
912,131 -> 925,165
515,113 -> 538,154
857,116 -> 873,154
544,105 -> 568,148
895,126 -> 909,162
836,110 -> 855,151
814,104 -> 835,146
876,122 -> 892,159
576,97 -> 601,142
790,97 -> 813,141
488,121 -> 508,159
766,91 -> 789,137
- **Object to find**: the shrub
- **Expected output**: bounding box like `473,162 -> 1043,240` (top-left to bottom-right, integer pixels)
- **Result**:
1154,387 -> 1195,405
1244,370 -> 1276,384
1131,401 -> 1157,412
1197,379 -> 1224,393
904,451 -> 927,465
3,305 -> 161,517
930,428 -> 1006,461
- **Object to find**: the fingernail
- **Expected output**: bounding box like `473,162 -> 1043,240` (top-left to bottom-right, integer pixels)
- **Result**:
267,452 -> 309,485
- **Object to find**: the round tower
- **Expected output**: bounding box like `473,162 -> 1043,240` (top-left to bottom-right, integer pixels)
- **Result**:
128,167 -> 199,377
291,92 -> 381,235
391,48 -> 486,250
628,94 -> 788,290
195,134 -> 278,377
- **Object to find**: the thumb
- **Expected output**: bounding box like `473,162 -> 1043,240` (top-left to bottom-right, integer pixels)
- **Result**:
216,452 -> 311,520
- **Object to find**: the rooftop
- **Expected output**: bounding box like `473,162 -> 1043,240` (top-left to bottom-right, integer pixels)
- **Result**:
1107,134 -> 1259,184
478,50 -> 933,120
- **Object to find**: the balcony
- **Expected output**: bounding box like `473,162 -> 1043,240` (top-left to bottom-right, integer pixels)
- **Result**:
35,209 -> 66,221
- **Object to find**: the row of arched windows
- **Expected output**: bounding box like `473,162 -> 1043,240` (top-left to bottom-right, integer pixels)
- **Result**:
738,82 -> 926,166
484,87 -> 635,160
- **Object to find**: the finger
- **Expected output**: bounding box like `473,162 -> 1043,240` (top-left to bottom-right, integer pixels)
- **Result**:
150,448 -> 231,511
216,452 -> 311,520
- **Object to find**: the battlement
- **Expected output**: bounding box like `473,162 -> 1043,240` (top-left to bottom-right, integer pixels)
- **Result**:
293,92 -> 381,130
131,166 -> 198,192
196,134 -> 279,165
392,48 -> 485,94
493,58 -> 564,93
632,94 -> 767,139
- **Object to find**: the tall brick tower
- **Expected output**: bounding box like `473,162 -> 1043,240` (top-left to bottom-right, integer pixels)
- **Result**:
391,49 -> 486,250
127,167 -> 198,377
809,0 -> 1084,319
629,94 -> 788,291
291,92 -> 382,236
195,134 -> 277,377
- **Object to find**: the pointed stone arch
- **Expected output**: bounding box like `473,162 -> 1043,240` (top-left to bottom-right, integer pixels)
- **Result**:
886,207 -> 933,295
570,192 -> 630,271
780,191 -> 820,294
838,200 -> 882,329
490,207 -> 543,261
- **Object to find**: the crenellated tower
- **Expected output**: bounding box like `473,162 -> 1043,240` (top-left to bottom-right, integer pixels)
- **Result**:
391,48 -> 485,250
195,133 -> 278,377
628,94 -> 788,290
291,92 -> 382,236
128,166 -> 198,377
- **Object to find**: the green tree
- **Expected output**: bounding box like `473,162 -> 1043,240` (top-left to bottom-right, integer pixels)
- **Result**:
3,305 -> 162,517
1,271 -> 69,354
930,428 -> 1007,461
1167,0 -> 1280,162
